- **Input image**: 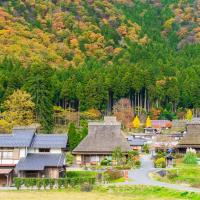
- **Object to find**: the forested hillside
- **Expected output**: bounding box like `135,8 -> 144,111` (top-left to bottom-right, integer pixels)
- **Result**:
0,0 -> 199,132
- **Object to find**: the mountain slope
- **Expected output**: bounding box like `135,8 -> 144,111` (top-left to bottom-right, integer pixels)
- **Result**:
0,0 -> 148,67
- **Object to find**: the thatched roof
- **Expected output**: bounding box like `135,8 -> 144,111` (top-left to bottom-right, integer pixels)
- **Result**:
178,120 -> 200,148
72,116 -> 131,154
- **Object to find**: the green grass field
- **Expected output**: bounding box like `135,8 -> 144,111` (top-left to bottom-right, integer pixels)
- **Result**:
1,186 -> 200,200
153,163 -> 200,188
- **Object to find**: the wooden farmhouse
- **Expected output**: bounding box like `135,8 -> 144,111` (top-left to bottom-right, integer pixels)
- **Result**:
72,116 -> 131,165
0,127 -> 67,186
177,119 -> 200,153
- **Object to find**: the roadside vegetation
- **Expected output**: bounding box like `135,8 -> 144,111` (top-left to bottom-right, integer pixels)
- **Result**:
153,151 -> 200,188
1,185 -> 200,200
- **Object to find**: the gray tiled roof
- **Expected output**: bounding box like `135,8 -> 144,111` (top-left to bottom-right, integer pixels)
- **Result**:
0,127 -> 67,148
127,136 -> 146,146
31,134 -> 67,148
16,153 -> 65,171
0,127 -> 35,147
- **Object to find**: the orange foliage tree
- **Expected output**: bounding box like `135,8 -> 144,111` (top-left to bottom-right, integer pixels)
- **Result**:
113,98 -> 134,129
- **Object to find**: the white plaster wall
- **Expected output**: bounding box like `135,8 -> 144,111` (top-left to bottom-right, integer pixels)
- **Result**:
19,148 -> 26,158
1,159 -> 14,164
50,149 -> 62,153
28,148 -> 39,153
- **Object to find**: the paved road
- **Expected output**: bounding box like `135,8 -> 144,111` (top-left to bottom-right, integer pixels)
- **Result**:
120,154 -> 200,193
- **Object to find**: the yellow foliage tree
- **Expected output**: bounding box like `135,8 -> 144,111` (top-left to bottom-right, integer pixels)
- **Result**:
145,116 -> 152,128
185,109 -> 193,120
133,116 -> 140,128
0,90 -> 35,132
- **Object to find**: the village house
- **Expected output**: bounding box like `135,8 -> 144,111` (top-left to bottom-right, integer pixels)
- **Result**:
151,120 -> 172,129
0,126 -> 67,186
72,116 -> 131,165
152,134 -> 182,152
127,136 -> 147,151
177,119 -> 200,153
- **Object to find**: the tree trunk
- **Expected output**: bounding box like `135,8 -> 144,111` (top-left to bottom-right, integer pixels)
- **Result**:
145,90 -> 146,109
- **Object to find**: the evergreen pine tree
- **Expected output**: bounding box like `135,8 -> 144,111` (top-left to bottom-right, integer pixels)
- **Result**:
24,64 -> 54,133
68,123 -> 81,151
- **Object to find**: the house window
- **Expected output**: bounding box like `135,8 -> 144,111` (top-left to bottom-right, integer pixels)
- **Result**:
39,148 -> 50,153
90,156 -> 100,162
2,151 -> 13,159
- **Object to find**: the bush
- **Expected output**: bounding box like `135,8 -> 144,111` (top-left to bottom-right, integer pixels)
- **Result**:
115,164 -> 132,170
183,152 -> 197,165
167,170 -> 178,179
154,157 -> 166,168
58,179 -> 64,189
14,177 -> 96,190
66,171 -> 97,178
104,169 -> 124,181
100,158 -> 112,166
80,182 -> 93,192
143,144 -> 150,154
66,152 -> 74,166
36,179 -> 43,190
43,178 -> 50,189
135,160 -> 141,168
156,150 -> 166,159
14,178 -> 23,190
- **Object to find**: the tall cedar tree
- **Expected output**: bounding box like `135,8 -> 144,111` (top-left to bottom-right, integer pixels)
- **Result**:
24,64 -> 54,133
68,123 -> 81,151
68,123 -> 88,151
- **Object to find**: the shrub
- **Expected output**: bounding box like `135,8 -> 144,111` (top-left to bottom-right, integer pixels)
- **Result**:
58,179 -> 64,189
112,147 -> 125,165
43,178 -> 50,189
14,176 -> 96,190
183,152 -> 197,165
156,150 -> 166,159
143,144 -> 150,154
23,178 -> 36,188
66,152 -> 74,166
80,182 -> 93,192
135,160 -> 141,168
104,169 -> 123,181
115,164 -> 132,170
100,158 -> 111,166
154,157 -> 166,168
14,178 -> 23,190
66,171 -> 96,178
36,179 -> 43,190
167,170 -> 178,179
49,179 -> 55,189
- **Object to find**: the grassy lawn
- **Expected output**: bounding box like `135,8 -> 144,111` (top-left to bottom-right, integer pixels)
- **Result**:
153,162 -> 200,188
1,186 -> 200,200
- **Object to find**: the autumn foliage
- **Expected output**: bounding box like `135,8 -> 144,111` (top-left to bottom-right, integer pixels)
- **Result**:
113,98 -> 134,129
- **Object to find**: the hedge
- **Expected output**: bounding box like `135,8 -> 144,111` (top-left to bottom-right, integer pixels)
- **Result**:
14,177 -> 96,190
65,171 -> 97,178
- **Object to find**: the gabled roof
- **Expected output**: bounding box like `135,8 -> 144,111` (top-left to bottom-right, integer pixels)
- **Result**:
0,127 -> 35,147
73,117 -> 131,154
16,153 -> 65,171
31,134 -> 67,148
127,136 -> 146,146
178,119 -> 200,148
0,126 -> 67,148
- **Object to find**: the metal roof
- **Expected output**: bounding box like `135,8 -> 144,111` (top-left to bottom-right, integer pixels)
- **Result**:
16,153 -> 65,171
0,129 -> 35,147
127,136 -> 146,146
0,127 -> 67,148
31,134 -> 67,148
